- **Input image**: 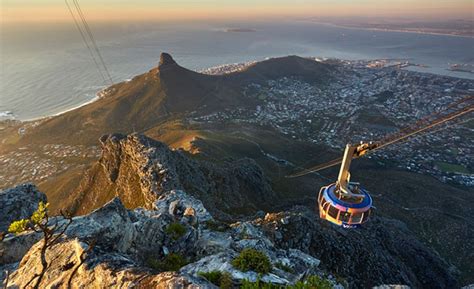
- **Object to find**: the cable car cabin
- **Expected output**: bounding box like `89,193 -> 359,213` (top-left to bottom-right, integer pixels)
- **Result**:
318,183 -> 372,228
316,143 -> 375,228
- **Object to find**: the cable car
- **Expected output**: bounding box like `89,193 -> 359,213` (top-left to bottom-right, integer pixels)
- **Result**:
317,143 -> 376,228
287,97 -> 473,227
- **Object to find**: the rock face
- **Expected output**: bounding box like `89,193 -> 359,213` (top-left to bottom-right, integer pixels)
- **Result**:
2,191 -> 330,289
1,183 -> 459,289
8,237 -> 208,289
258,209 -> 459,289
159,52 -> 178,68
69,133 -> 276,218
0,183 -> 46,232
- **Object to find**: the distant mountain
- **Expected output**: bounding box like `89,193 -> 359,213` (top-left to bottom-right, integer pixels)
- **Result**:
20,53 -> 332,145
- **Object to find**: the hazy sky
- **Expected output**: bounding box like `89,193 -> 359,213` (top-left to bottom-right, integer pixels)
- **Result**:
2,0 -> 473,22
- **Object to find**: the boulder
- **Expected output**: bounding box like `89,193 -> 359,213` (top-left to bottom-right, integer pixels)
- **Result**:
65,197 -> 136,253
154,190 -> 213,223
180,252 -> 290,285
7,238 -> 208,289
1,232 -> 42,264
0,183 -> 46,232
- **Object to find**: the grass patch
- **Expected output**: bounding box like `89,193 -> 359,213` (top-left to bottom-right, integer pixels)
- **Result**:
166,222 -> 187,240
435,161 -> 469,174
147,253 -> 188,272
198,270 -> 232,288
356,106 -> 396,128
296,276 -> 333,289
232,248 -> 272,274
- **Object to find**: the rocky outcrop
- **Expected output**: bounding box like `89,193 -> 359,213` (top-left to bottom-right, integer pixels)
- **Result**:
159,52 -> 178,68
70,133 -> 276,218
153,190 -> 213,223
0,185 -> 46,266
1,189 -> 338,289
257,209 -> 459,289
1,184 -> 458,289
8,237 -> 208,289
0,183 -> 46,232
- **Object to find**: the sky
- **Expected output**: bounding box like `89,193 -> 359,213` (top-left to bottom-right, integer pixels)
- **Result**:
1,0 -> 473,23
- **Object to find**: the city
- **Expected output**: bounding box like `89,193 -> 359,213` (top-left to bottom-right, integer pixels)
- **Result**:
195,58 -> 474,186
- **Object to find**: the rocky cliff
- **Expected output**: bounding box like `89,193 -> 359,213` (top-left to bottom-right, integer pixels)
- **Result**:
1,183 -> 458,288
65,133 -> 276,219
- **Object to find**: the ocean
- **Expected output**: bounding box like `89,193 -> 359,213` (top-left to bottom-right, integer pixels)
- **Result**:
1,20 -> 473,120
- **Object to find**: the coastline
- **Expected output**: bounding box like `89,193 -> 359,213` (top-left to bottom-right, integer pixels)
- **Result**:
308,20 -> 474,39
20,94 -> 101,123
4,55 -> 473,124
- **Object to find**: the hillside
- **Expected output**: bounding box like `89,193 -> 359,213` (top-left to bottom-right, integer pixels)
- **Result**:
15,53 -> 332,146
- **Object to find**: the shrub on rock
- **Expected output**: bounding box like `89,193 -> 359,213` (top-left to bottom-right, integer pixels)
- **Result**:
147,253 -> 188,272
198,270 -> 233,289
231,248 -> 272,274
165,222 -> 186,240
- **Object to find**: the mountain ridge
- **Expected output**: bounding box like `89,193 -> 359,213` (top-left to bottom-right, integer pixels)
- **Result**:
17,53 -> 333,146
56,133 -> 276,219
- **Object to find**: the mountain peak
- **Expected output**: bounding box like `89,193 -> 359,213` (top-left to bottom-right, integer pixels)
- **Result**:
159,52 -> 177,68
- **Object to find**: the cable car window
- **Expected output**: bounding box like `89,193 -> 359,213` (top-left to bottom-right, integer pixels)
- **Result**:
320,198 -> 327,208
327,205 -> 339,218
339,211 -> 351,222
351,212 -> 363,223
318,189 -> 324,202
362,211 -> 370,223
323,202 -> 330,213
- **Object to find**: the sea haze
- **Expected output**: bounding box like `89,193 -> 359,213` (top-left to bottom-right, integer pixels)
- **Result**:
1,20 -> 473,120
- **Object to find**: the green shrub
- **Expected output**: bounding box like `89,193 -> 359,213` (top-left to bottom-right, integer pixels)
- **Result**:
198,270 -> 222,285
147,253 -> 188,272
241,275 -> 333,289
8,201 -> 49,235
8,219 -> 30,235
293,275 -> 333,289
241,279 -> 280,289
166,222 -> 186,240
198,270 -> 233,289
275,262 -> 294,273
231,248 -> 272,274
219,272 -> 233,289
